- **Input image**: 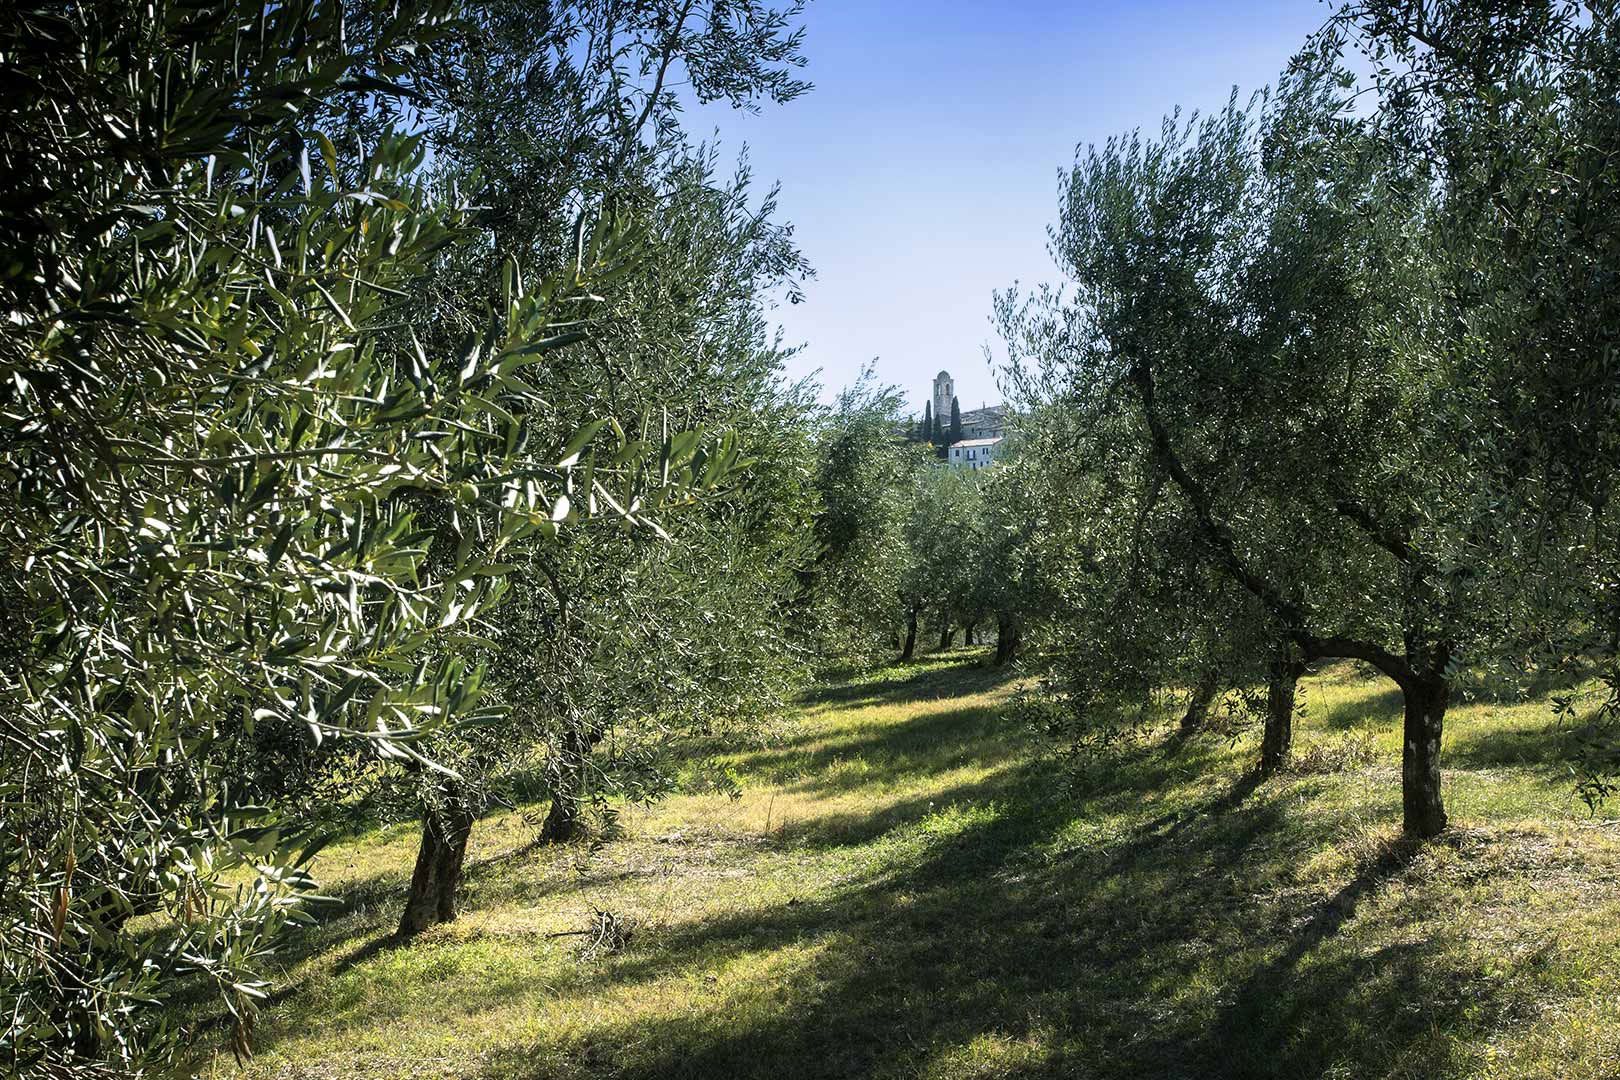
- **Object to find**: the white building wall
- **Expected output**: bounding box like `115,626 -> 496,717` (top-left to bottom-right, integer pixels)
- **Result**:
947,438 -> 1001,470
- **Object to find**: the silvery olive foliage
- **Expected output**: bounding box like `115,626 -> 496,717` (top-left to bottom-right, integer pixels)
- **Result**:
805,370 -> 931,662
378,152 -> 822,908
355,0 -> 817,928
1328,1 -> 1620,803
1001,1 -> 1620,834
0,0 -> 746,1073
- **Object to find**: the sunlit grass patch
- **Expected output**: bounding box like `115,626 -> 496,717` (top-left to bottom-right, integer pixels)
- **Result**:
918,1027 -> 1059,1079
192,650 -> 1620,1080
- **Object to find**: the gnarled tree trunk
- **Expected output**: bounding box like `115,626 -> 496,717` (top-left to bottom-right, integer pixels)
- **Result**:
994,612 -> 1022,666
1180,672 -> 1220,736
399,798 -> 475,936
900,605 -> 918,661
964,621 -> 976,646
1259,659 -> 1303,776
938,623 -> 954,651
1402,675 -> 1448,838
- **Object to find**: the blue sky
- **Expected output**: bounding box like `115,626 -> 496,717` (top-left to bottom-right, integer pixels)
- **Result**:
691,0 -> 1336,415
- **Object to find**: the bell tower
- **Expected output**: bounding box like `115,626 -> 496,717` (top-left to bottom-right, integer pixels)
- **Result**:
932,370 -> 954,435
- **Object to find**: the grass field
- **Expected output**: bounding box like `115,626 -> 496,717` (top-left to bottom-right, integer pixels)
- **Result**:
195,651 -> 1620,1080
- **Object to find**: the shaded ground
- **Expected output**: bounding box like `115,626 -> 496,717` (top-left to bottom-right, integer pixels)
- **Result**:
202,652 -> 1620,1080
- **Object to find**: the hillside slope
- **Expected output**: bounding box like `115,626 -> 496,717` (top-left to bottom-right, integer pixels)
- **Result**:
207,654 -> 1620,1080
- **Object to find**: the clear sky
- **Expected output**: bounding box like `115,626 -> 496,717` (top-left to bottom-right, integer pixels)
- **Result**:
691,0 -> 1336,415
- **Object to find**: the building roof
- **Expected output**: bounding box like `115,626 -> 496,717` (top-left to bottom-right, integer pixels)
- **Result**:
950,437 -> 1003,449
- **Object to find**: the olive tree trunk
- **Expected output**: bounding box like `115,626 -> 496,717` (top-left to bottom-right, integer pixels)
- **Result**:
1402,676 -> 1449,838
964,621 -> 977,646
900,605 -> 918,661
938,623 -> 954,651
1179,672 -> 1220,736
540,721 -> 600,843
399,799 -> 475,936
1259,659 -> 1303,776
993,612 -> 1022,666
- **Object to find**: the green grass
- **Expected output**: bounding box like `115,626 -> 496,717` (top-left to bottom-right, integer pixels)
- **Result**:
191,652 -> 1620,1080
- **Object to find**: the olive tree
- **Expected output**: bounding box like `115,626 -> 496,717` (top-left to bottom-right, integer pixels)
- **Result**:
1329,1 -> 1620,803
370,0 -> 817,926
1016,67 -> 1475,834
897,465 -> 983,656
807,371 -> 929,662
0,0 -> 737,1071
131,0 -> 825,940
981,383 -> 1277,758
1022,15 -> 1620,834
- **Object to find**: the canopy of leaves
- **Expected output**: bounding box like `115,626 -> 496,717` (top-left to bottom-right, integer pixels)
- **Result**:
0,0 -> 780,1072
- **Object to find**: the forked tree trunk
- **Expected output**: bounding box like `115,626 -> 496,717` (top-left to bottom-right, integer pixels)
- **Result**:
1402,676 -> 1449,838
900,606 -> 918,661
1259,660 -> 1303,776
1131,353 -> 1454,837
938,624 -> 954,651
1180,672 -> 1220,736
994,612 -> 1022,666
399,800 -> 475,936
964,621 -> 976,646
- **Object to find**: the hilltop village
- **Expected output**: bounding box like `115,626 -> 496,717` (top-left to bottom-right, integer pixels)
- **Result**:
911,369 -> 1007,468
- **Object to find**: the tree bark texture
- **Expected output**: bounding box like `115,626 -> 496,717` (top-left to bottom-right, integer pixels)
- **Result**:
994,612 -> 1022,666
540,722 -> 592,843
1259,660 -> 1303,776
1402,676 -> 1449,837
1180,672 -> 1220,736
399,800 -> 475,936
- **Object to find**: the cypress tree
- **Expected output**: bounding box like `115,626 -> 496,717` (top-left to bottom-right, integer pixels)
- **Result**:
923,400 -> 933,442
949,396 -> 963,444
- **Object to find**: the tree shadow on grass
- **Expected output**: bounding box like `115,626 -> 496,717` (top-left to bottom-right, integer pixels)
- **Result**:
798,650 -> 1018,710
250,829 -> 564,1014
1191,836 -> 1428,1075
248,662 -> 1547,1080
728,693 -> 1030,796
471,760 -> 1523,1080
260,687 -> 1035,1004
1446,718 -> 1580,773
1316,682 -> 1405,731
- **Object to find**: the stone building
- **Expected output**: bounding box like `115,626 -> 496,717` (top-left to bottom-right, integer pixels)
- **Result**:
931,370 -> 955,430
925,369 -> 1006,468
959,405 -> 1008,440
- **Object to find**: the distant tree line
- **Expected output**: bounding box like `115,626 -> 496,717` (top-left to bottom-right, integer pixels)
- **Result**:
804,368 -> 1037,666
914,394 -> 964,449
